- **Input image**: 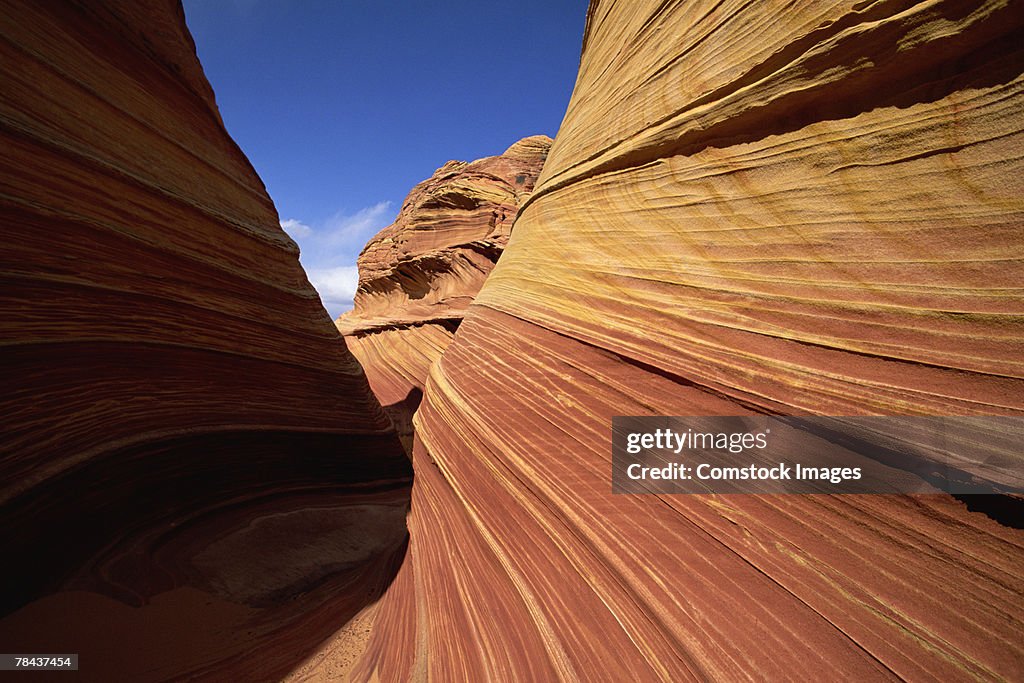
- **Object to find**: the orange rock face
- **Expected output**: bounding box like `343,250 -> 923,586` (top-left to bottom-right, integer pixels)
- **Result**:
336,136 -> 550,446
351,0 -> 1024,680
0,1 -> 409,679
3,0 -> 1023,681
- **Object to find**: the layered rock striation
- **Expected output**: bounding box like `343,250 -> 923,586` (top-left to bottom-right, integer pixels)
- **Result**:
3,0 -> 1023,681
336,136 -> 550,446
0,1 -> 410,679
352,0 -> 1024,680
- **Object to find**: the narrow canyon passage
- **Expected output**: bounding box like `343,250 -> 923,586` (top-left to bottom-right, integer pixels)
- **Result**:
1,0 -> 1022,681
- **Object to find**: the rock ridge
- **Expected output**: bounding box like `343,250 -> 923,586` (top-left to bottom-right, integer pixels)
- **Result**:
336,135 -> 551,448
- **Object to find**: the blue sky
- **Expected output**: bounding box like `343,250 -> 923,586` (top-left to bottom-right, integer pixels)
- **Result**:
182,1 -> 588,317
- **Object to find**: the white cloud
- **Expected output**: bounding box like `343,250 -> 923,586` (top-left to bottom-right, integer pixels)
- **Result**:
307,264 -> 360,307
321,201 -> 393,247
280,218 -> 312,238
281,201 -> 394,319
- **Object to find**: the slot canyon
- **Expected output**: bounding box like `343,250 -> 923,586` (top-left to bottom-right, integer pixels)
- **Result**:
1,0 -> 1022,681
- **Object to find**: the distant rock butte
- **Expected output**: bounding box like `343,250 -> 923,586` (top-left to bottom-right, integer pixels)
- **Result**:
336,135 -> 550,447
350,0 -> 1024,681
0,1 -> 409,680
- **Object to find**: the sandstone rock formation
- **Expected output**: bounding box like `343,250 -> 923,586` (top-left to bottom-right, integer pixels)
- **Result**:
349,0 -> 1024,680
3,0 -> 1024,681
336,136 -> 550,447
0,1 -> 410,680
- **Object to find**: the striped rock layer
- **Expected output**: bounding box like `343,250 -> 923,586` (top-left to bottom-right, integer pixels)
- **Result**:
0,1 -> 410,680
336,136 -> 550,448
350,0 -> 1024,680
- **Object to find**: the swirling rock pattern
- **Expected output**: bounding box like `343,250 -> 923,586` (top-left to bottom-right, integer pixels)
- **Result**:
3,0 -> 1023,680
0,1 -> 410,679
351,0 -> 1024,680
336,136 -> 550,447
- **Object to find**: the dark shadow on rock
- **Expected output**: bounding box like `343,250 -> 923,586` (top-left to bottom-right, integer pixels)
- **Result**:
0,430 -> 413,681
953,493 -> 1024,530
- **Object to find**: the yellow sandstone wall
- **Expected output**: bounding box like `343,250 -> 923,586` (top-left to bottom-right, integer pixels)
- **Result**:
353,1 -> 1024,680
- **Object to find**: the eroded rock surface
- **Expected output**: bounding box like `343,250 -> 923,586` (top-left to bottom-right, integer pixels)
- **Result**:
351,1 -> 1024,680
0,1 -> 410,679
336,136 -> 550,446
3,0 -> 1023,680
